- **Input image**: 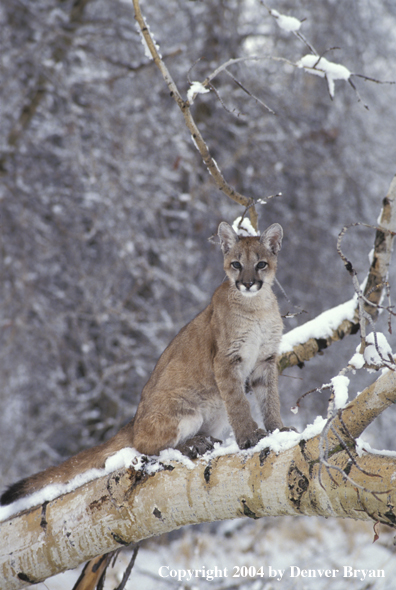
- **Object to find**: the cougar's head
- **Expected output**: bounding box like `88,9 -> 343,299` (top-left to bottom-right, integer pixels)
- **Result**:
218,221 -> 282,296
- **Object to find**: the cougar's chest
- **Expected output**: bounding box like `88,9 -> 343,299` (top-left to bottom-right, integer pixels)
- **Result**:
234,316 -> 279,376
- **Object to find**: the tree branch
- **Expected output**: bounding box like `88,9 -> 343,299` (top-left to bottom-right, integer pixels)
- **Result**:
278,311 -> 359,373
363,174 -> 396,317
131,0 -> 258,229
1,367 -> 396,589
330,367 -> 396,441
279,174 -> 396,372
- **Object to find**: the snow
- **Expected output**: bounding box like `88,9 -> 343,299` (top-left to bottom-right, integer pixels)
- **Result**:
363,332 -> 393,367
348,349 -> 365,370
331,375 -> 349,409
103,447 -> 144,471
156,448 -> 195,470
356,437 -> 396,458
232,216 -> 259,237
279,297 -> 357,354
348,333 -> 394,371
190,134 -> 199,150
187,81 -> 210,104
270,9 -> 302,32
135,20 -> 161,60
297,54 -> 351,98
210,158 -> 222,176
299,415 -> 327,440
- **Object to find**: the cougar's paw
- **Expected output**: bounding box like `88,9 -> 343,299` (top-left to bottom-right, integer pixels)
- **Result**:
279,426 -> 298,433
237,428 -> 267,450
176,435 -> 222,460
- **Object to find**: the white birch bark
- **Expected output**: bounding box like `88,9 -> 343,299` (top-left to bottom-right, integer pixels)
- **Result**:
1,370 -> 396,590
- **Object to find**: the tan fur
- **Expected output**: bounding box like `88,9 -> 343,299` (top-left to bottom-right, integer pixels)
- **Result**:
1,222 -> 287,504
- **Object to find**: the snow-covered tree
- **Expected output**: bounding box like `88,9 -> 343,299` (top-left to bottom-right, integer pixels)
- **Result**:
0,0 -> 396,588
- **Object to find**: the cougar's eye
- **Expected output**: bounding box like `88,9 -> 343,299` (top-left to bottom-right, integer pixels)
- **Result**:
231,261 -> 242,270
256,261 -> 268,270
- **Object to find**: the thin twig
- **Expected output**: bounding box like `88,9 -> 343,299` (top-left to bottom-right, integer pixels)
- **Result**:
223,68 -> 275,115
208,82 -> 244,117
294,384 -> 331,409
275,277 -> 307,319
353,73 -> 396,85
114,544 -> 140,590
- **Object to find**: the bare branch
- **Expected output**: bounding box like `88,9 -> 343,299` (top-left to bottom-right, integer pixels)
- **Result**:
204,56 -> 271,85
72,551 -> 118,590
353,73 -> 396,85
364,176 -> 396,315
208,82 -> 245,118
114,544 -> 140,590
132,0 -> 259,229
223,68 -> 276,115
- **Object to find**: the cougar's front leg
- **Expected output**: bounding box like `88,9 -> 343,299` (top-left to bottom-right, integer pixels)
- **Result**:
213,355 -> 266,449
251,356 -> 284,432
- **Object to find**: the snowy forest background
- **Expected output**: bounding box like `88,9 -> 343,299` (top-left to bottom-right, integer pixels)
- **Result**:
1,0 -> 396,588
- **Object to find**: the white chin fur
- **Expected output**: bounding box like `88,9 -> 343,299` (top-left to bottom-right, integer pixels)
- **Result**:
238,287 -> 260,297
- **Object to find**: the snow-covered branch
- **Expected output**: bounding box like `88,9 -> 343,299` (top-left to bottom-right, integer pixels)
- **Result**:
297,54 -> 351,100
265,5 -> 394,104
1,366 -> 396,589
279,174 -> 396,373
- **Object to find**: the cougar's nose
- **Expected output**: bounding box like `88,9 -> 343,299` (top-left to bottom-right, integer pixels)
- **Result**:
243,281 -> 255,290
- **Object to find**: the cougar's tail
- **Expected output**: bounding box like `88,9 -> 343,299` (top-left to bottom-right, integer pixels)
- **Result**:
0,420 -> 135,506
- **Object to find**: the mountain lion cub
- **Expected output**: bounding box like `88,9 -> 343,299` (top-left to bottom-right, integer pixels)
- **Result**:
1,221 -> 289,505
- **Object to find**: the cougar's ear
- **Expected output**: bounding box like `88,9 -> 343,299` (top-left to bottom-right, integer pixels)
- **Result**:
218,222 -> 239,254
260,223 -> 283,255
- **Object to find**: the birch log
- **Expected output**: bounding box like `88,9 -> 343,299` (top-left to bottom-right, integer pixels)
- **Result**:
1,370 -> 396,590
